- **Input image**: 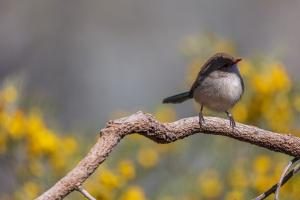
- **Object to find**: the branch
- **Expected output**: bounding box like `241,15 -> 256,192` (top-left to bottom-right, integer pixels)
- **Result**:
35,111 -> 300,200
76,186 -> 96,200
254,160 -> 300,200
275,157 -> 299,200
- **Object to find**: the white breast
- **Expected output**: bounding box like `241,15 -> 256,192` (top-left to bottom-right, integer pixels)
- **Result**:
193,65 -> 243,112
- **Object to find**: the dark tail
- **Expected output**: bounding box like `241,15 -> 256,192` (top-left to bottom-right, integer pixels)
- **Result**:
162,92 -> 192,104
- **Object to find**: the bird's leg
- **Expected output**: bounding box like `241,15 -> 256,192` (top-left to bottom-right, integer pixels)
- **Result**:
226,111 -> 236,128
199,104 -> 205,126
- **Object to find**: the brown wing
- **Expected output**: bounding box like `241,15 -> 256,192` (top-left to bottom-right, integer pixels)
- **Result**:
189,53 -> 234,94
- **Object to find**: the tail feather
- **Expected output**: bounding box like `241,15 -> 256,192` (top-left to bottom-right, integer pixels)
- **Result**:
162,92 -> 192,104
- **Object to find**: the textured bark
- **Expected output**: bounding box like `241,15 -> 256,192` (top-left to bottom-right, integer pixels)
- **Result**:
36,111 -> 300,200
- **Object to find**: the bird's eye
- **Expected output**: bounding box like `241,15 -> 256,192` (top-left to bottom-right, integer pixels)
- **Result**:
221,64 -> 228,68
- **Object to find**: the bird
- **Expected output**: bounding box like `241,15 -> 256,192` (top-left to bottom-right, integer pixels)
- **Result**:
162,52 -> 244,128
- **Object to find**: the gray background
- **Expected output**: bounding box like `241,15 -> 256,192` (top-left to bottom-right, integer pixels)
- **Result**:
1,0 -> 299,130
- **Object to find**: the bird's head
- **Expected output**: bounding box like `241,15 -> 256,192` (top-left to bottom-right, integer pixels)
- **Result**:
212,52 -> 242,67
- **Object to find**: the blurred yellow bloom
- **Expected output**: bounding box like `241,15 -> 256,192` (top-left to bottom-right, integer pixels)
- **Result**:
224,190 -> 244,200
238,59 -> 252,77
7,111 -> 25,140
119,186 -> 147,200
2,85 -> 17,103
99,168 -> 121,189
29,160 -> 43,177
252,73 -> 270,94
28,129 -> 59,156
270,63 -> 290,92
228,167 -> 248,189
22,181 -> 39,199
232,103 -> 248,122
86,180 -> 113,200
118,160 -> 136,181
213,39 -> 235,55
252,62 -> 290,95
155,106 -> 177,122
50,153 -> 67,172
253,155 -> 271,174
137,148 -> 159,168
26,110 -> 46,136
252,174 -> 274,193
199,170 -> 223,199
63,136 -> 77,155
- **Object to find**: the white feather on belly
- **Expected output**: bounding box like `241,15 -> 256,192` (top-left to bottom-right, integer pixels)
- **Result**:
193,69 -> 243,112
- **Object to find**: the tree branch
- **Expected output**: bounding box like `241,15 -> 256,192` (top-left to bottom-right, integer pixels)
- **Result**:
35,111 -> 300,200
76,186 -> 96,200
254,160 -> 300,200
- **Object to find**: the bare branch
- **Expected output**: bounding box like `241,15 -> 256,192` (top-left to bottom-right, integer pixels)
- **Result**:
35,111 -> 300,200
275,157 -> 300,200
76,186 -> 96,200
254,161 -> 300,200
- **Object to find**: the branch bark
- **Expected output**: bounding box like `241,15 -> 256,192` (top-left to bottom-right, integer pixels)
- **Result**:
36,111 -> 300,200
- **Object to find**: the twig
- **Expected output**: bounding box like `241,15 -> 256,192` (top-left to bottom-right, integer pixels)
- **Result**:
254,161 -> 300,200
275,157 -> 300,200
35,111 -> 300,200
76,186 -> 96,200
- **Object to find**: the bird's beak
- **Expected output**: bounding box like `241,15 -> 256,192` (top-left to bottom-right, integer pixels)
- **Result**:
234,58 -> 242,64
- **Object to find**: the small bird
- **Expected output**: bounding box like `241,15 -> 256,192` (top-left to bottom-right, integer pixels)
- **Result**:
162,52 -> 244,128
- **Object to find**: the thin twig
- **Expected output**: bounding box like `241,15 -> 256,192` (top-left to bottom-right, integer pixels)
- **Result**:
275,157 -> 300,200
254,161 -> 300,200
76,186 -> 96,200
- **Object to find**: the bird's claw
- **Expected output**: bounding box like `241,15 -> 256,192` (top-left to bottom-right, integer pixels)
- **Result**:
199,113 -> 205,127
229,117 -> 236,128
226,111 -> 236,129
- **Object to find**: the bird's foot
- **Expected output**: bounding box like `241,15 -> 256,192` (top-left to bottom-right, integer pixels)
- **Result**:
229,117 -> 236,128
199,113 -> 205,127
226,111 -> 236,129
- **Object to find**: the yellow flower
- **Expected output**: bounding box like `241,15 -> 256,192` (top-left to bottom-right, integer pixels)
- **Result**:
214,39 -> 235,55
29,160 -> 43,177
232,103 -> 248,122
99,168 -> 121,189
2,85 -> 17,104
26,110 -> 46,136
186,58 -> 204,85
137,148 -> 159,168
238,59 -> 252,77
50,153 -> 67,172
119,186 -> 147,200
199,170 -> 223,199
28,129 -> 58,156
225,190 -> 244,200
270,63 -> 290,92
118,160 -> 135,181
228,167 -> 248,189
22,181 -> 39,199
63,136 -> 77,155
155,106 -> 177,122
252,174 -> 274,193
253,155 -> 271,174
7,111 -> 25,140
252,73 -> 271,94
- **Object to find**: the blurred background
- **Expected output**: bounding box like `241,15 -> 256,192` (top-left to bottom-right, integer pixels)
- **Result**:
1,0 -> 300,199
